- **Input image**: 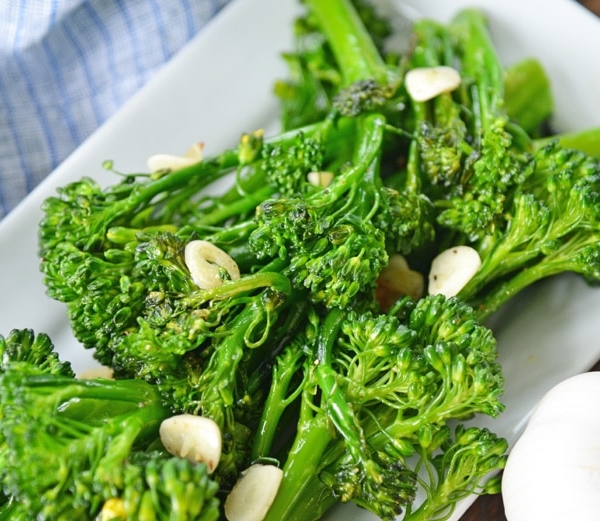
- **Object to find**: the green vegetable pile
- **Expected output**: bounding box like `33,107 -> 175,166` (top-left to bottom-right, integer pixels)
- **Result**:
2,0 -> 600,520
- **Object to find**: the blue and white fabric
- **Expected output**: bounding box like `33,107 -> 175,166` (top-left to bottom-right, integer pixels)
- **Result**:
0,0 -> 230,219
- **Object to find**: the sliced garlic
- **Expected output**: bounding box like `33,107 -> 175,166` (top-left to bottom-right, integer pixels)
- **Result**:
224,464 -> 284,521
307,171 -> 334,188
376,253 -> 424,310
147,142 -> 204,173
159,414 -> 222,473
184,239 -> 240,290
77,365 -> 114,379
405,66 -> 461,102
428,245 -> 481,298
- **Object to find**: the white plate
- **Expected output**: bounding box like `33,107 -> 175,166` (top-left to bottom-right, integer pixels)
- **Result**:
1,0 -> 600,519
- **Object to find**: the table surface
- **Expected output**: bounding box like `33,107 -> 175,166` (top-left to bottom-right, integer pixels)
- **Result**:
458,3 -> 600,519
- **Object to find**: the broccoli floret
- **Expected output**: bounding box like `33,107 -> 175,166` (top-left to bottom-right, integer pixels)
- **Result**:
97,452 -> 221,521
0,331 -> 259,519
0,328 -> 74,376
261,131 -> 325,197
333,78 -> 395,117
255,295 -> 505,521
250,114 -> 392,309
401,8 -> 600,319
0,352 -> 222,521
403,424 -> 508,521
458,141 -> 600,318
407,13 -> 532,242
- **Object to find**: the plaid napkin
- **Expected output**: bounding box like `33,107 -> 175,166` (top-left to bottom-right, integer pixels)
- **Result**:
0,0 -> 230,219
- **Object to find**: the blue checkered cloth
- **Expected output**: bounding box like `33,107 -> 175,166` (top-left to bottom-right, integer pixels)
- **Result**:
0,0 -> 230,219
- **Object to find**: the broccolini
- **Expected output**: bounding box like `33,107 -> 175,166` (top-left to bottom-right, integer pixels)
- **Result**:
2,0 -> 598,520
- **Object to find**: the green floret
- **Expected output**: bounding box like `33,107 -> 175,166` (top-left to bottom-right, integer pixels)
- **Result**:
0,332 -> 222,521
255,295 -> 505,521
333,78 -> 395,117
407,12 -> 532,242
400,7 -> 600,320
0,330 -> 76,518
0,363 -> 172,520
458,141 -> 600,318
250,114 -> 392,309
0,364 -> 222,520
0,328 -> 74,376
403,424 -> 508,521
100,451 -> 221,521
261,131 -> 325,197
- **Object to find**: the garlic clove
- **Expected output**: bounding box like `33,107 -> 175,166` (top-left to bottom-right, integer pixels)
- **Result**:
224,464 -> 284,521
405,66 -> 461,102
428,245 -> 481,298
159,414 -> 222,473
184,239 -> 241,290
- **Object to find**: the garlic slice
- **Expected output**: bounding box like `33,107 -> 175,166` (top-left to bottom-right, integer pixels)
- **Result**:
428,245 -> 481,298
376,253 -> 424,311
405,66 -> 461,102
184,239 -> 240,290
159,414 -> 222,473
307,171 -> 334,188
147,142 -> 204,173
224,464 -> 284,521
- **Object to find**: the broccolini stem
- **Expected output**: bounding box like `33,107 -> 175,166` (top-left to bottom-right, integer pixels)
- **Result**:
450,9 -> 505,135
262,413 -> 337,521
26,373 -> 165,408
304,0 -> 390,86
315,310 -> 368,464
250,345 -> 305,461
467,239 -> 598,321
194,184 -> 273,226
180,262 -> 290,308
322,113 -> 386,204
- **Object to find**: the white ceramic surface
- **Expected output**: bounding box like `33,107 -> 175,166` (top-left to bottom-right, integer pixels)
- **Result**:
1,0 -> 599,519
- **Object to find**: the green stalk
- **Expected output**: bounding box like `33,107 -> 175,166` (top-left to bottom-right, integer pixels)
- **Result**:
262,408 -> 337,521
304,0 -> 390,86
250,339 -> 305,460
450,9 -> 505,134
467,235 -> 599,321
195,184 -> 273,226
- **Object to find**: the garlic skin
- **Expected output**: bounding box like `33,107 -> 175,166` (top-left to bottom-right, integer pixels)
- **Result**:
224,464 -> 284,521
405,66 -> 461,102
502,372 -> 600,521
428,245 -> 481,298
159,414 -> 222,473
